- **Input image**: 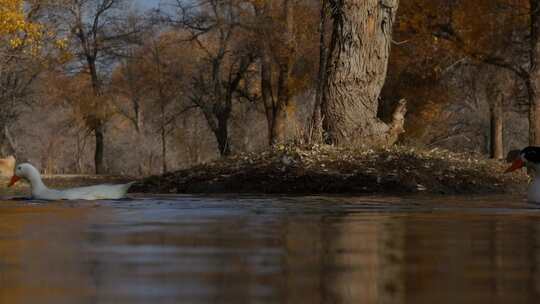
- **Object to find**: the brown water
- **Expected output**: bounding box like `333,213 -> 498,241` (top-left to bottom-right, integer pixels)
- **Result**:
1,195 -> 540,304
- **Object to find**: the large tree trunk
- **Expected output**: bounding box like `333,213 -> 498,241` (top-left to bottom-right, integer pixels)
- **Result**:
489,94 -> 504,159
322,0 -> 406,147
530,0 -> 540,146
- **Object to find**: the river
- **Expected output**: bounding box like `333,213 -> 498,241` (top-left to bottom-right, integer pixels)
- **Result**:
0,194 -> 539,303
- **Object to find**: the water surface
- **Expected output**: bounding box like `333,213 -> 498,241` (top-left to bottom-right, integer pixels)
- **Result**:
1,195 -> 539,304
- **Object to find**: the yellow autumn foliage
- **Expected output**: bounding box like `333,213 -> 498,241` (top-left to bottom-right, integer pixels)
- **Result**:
0,0 -> 42,52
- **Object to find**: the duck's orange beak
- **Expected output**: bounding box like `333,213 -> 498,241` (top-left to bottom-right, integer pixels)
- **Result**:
8,175 -> 20,187
505,159 -> 525,173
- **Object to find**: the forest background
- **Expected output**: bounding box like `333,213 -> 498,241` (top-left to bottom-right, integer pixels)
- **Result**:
0,0 -> 532,176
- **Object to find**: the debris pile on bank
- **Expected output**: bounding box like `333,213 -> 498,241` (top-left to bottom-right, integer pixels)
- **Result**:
133,145 -> 529,195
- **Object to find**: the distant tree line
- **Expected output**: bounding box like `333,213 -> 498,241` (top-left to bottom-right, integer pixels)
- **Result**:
0,0 -> 536,175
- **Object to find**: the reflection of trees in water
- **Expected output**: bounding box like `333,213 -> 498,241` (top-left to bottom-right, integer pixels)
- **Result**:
403,215 -> 540,304
0,205 -> 94,304
95,211 -> 407,304
281,214 -> 405,304
93,215 -> 279,303
5,204 -> 540,304
281,213 -> 540,304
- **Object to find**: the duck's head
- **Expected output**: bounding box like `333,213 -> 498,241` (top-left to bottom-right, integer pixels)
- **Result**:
505,146 -> 540,173
8,163 -> 39,187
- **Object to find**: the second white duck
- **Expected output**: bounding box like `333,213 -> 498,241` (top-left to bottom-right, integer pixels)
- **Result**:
506,146 -> 540,203
8,163 -> 135,200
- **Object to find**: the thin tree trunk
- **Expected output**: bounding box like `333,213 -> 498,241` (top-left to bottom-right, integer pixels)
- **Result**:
94,121 -> 105,174
322,0 -> 406,147
490,94 -> 504,159
216,115 -> 231,156
271,0 -> 295,145
530,0 -> 540,146
124,56 -> 143,133
160,102 -> 168,174
76,131 -> 85,174
261,46 -> 276,146
161,126 -> 167,173
154,43 -> 168,174
198,104 -> 231,157
254,3 -> 277,146
76,129 -> 90,174
0,125 -> 16,157
88,58 -> 106,174
310,0 -> 328,144
272,67 -> 290,145
527,79 -> 540,146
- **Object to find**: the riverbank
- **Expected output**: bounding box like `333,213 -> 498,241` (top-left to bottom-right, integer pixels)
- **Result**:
132,145 -> 528,195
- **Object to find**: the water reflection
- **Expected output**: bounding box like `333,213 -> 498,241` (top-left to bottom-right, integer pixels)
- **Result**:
1,197 -> 540,303
0,202 -> 96,304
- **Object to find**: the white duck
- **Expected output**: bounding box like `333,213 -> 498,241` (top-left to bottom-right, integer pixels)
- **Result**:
505,146 -> 540,203
8,163 -> 135,200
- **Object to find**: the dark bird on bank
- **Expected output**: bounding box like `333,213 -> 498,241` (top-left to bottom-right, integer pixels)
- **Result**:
505,146 -> 540,203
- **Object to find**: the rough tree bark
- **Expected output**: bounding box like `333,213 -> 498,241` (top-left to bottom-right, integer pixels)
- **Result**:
322,0 -> 407,147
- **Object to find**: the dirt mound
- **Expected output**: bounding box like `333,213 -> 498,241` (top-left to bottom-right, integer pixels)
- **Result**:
133,145 -> 529,195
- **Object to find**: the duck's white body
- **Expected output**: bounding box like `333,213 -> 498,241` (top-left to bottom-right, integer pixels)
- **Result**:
10,163 -> 134,201
30,181 -> 135,201
528,176 -> 540,203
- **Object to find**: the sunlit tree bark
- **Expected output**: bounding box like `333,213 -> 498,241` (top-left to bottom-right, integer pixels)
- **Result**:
322,0 -> 406,147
